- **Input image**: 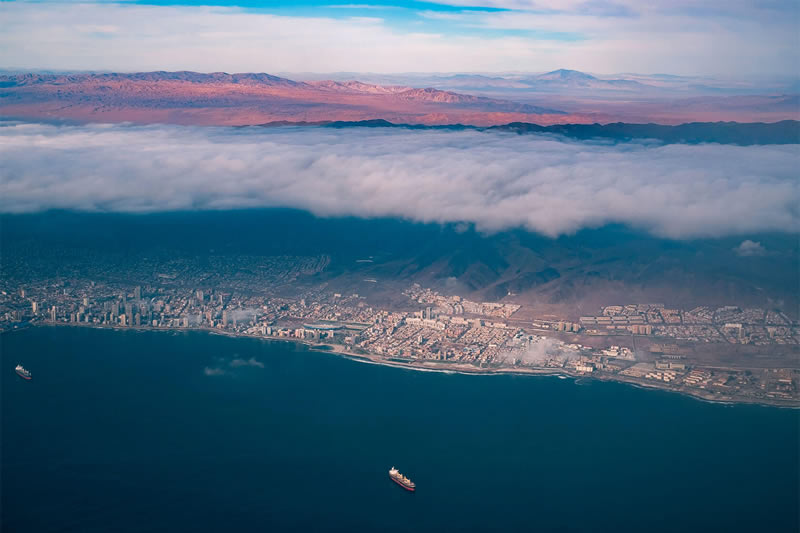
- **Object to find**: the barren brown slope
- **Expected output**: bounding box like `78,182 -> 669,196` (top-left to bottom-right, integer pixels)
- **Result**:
0,71 -> 585,126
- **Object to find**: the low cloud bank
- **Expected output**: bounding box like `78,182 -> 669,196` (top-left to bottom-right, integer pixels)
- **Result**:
1,122 -> 797,239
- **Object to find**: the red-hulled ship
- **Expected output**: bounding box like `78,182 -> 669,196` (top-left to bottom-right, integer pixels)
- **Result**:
15,364 -> 32,380
389,467 -> 415,492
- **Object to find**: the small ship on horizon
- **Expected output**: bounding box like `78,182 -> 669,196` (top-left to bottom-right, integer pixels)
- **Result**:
15,364 -> 32,380
389,467 -> 415,492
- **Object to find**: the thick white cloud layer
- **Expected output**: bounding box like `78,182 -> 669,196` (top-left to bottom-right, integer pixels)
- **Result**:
0,122 -> 797,239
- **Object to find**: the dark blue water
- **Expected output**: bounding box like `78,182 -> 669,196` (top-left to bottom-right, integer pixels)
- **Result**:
2,327 -> 798,532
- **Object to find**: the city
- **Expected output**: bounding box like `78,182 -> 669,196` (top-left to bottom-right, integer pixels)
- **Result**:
3,257 -> 797,406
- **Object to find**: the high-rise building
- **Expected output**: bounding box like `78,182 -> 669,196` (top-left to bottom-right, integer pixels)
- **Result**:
134,286 -> 142,300
32,301 -> 38,314
50,306 -> 57,321
196,290 -> 204,302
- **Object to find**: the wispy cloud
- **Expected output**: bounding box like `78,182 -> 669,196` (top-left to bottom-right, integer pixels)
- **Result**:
0,122 -> 797,239
204,355 -> 264,374
0,1 -> 796,75
230,357 -> 265,368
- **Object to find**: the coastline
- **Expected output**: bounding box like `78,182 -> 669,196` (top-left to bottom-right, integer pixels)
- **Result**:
6,321 -> 798,408
313,343 -> 799,409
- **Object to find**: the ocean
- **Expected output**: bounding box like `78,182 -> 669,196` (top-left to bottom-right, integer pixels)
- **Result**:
2,326 -> 798,532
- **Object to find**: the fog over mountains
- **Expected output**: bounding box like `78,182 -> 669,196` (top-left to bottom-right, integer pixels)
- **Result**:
287,69 -> 800,95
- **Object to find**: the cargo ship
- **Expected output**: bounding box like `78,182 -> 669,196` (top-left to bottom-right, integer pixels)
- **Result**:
15,364 -> 32,380
389,467 -> 415,492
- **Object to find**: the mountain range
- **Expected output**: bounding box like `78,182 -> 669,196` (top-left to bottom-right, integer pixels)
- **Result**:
279,119 -> 798,145
0,71 -> 570,127
1,69 -> 797,127
4,210 -> 797,319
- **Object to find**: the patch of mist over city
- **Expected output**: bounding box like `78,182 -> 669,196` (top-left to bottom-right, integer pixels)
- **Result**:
228,308 -> 258,323
499,337 -> 579,366
1,122 -> 798,239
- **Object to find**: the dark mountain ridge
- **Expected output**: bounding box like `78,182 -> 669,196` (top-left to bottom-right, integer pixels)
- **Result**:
252,119 -> 800,145
3,210 -> 797,315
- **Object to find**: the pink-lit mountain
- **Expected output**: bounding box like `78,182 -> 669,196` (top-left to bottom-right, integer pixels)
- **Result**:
0,71 -> 578,127
1,70 -> 796,127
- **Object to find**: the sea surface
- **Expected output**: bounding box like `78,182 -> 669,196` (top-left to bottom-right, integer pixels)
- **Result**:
2,326 -> 798,532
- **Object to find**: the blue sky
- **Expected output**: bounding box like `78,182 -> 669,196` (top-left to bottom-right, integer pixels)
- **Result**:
0,0 -> 797,75
130,0 -> 497,9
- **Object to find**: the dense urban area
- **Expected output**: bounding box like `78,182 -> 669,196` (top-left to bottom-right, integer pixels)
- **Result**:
1,253 -> 797,407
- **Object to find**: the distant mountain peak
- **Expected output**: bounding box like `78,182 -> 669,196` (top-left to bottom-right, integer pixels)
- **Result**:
536,69 -> 598,81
